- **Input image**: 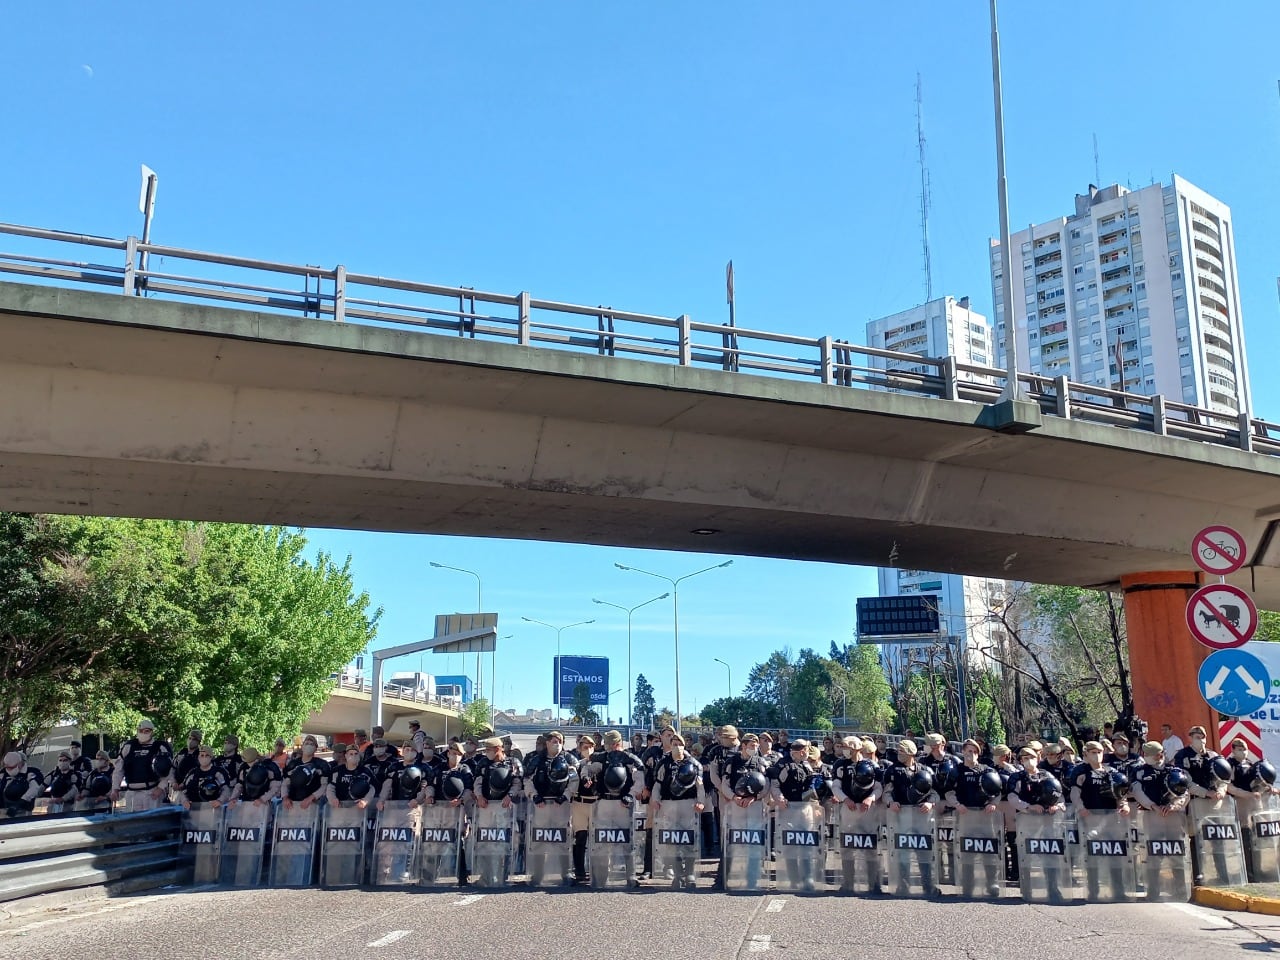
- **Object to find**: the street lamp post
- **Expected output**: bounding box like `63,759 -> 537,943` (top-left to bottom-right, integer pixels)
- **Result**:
521,617 -> 595,724
713,658 -> 732,700
614,560 -> 734,732
429,561 -> 484,700
592,592 -> 669,733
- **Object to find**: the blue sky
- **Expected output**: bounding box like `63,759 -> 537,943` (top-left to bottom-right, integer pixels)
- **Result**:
5,4 -> 1279,720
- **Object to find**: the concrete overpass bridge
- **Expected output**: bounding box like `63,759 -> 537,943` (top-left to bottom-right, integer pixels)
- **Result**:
304,678 -> 461,742
2,221 -> 1280,739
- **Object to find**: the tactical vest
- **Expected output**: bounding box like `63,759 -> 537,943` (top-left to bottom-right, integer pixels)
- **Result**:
776,760 -> 812,802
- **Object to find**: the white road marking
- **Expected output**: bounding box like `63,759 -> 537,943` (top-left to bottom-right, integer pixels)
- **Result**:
748,935 -> 772,952
453,893 -> 486,906
1166,902 -> 1234,929
368,930 -> 411,947
765,899 -> 786,912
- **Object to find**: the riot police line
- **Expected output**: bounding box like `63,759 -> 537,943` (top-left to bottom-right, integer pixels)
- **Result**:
7,720 -> 1280,902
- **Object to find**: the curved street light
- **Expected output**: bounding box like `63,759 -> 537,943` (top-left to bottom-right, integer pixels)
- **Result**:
521,616 -> 595,724
592,592 -> 669,732
614,560 -> 733,732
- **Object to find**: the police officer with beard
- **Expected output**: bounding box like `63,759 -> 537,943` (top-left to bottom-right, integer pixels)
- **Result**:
110,719 -> 174,812
282,735 -> 328,810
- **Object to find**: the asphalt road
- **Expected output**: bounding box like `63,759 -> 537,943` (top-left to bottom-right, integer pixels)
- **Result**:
3,885 -> 1280,960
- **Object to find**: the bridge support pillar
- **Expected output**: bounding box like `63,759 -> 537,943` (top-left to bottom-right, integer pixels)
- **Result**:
1121,571 -> 1217,749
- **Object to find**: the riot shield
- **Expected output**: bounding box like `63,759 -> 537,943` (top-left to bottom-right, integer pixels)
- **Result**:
372,800 -> 421,887
1079,810 -> 1136,902
887,805 -> 937,897
268,802 -> 319,886
588,797 -> 637,889
836,803 -> 882,894
526,798 -> 573,888
935,811 -> 956,888
1189,795 -> 1246,888
1138,810 -> 1191,902
1249,793 -> 1280,883
181,804 -> 224,885
468,801 -> 515,888
774,801 -> 825,892
652,798 -> 701,889
320,801 -> 367,887
419,802 -> 462,886
722,800 -> 768,892
953,808 -> 1004,900
220,801 -> 270,887
1016,812 -> 1074,904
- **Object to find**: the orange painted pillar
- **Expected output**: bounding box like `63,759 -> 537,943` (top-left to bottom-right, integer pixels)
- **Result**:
1121,571 -> 1219,750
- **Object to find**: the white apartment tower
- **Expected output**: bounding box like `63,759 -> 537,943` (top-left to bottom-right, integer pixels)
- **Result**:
989,176 -> 1251,417
865,298 -> 1009,688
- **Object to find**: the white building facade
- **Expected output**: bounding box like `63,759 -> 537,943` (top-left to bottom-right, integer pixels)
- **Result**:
989,176 -> 1251,416
865,295 -> 994,378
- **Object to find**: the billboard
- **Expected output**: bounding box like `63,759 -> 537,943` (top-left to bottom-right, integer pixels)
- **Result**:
856,594 -> 941,641
554,655 -> 609,708
1238,641 -> 1280,758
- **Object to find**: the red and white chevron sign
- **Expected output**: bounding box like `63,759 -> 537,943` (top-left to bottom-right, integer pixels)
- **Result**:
1219,718 -> 1262,758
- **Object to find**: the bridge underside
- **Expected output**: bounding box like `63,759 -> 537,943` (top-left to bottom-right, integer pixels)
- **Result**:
1,281 -> 1279,606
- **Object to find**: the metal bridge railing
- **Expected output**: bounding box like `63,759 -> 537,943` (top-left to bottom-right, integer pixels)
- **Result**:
1,221 -> 1276,458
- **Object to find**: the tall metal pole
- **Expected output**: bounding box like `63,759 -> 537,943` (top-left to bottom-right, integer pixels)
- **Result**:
521,617 -> 594,724
990,0 -> 1024,403
615,561 -> 733,733
429,561 -> 484,701
593,593 -> 668,731
713,658 -> 732,700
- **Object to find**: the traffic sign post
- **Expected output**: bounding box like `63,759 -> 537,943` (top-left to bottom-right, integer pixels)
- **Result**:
1191,525 -> 1246,576
1185,584 -> 1258,650
1198,649 -> 1271,718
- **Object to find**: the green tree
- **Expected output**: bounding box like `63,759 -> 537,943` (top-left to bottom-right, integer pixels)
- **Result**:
1257,610 -> 1280,642
458,697 -> 493,737
744,649 -> 795,721
0,514 -> 379,753
842,643 -> 895,730
632,674 -> 656,728
570,682 -> 600,725
701,696 -> 780,729
786,649 -> 837,726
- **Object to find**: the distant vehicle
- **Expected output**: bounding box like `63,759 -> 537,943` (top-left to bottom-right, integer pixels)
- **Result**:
384,671 -> 435,699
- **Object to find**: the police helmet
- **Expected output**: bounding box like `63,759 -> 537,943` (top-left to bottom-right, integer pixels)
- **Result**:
348,772 -> 373,800
1209,756 -> 1234,785
935,757 -> 959,794
288,763 -> 319,800
1107,768 -> 1129,797
852,760 -> 877,789
398,764 -> 424,795
602,763 -> 629,794
909,766 -> 934,798
547,755 -> 572,785
151,753 -> 173,778
486,763 -> 513,799
736,770 -> 768,797
242,763 -> 270,800
87,772 -> 112,798
672,760 -> 700,794
979,769 -> 1004,799
1254,760 -> 1278,790
3,778 -> 28,802
1037,775 -> 1064,806
440,774 -> 466,801
1165,767 -> 1190,797
198,776 -> 222,801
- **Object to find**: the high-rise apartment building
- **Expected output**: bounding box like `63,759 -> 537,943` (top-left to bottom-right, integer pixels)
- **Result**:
865,295 -> 993,378
989,176 -> 1250,416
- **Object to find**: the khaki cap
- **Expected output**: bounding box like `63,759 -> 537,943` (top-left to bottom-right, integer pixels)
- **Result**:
1142,741 -> 1164,757
546,730 -> 565,742
242,747 -> 260,763
603,730 -> 623,744
447,742 -> 464,755
577,734 -> 597,746
898,739 -> 918,756
742,733 -> 760,743
925,733 -> 945,746
670,733 -> 686,746
480,737 -> 503,749
720,725 -> 740,738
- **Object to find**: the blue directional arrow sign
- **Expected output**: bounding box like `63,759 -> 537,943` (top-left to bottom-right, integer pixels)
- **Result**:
1198,648 -> 1271,718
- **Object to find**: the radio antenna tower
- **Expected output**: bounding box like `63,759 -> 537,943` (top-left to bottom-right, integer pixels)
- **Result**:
916,73 -> 933,303
1093,133 -> 1101,186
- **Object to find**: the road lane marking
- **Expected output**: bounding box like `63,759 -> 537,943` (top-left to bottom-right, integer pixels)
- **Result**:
368,931 -> 411,947
748,935 -> 772,952
765,899 -> 785,912
1166,902 -> 1233,929
453,894 -> 485,906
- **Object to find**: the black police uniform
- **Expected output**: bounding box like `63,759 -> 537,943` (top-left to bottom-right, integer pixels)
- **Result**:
118,736 -> 174,797
1072,764 -> 1129,900
952,763 -> 996,810
1,766 -> 43,817
174,747 -> 203,785
179,767 -> 230,805
1174,748 -> 1232,883
237,758 -> 282,801
592,749 -> 645,801
383,758 -> 431,802
331,764 -> 377,802
214,751 -> 244,785
431,763 -> 474,883
282,756 -> 327,803
527,751 -> 578,803
44,764 -> 82,808
1008,769 -> 1068,902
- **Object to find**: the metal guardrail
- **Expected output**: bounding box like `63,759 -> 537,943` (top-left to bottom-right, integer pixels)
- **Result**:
0,806 -> 185,904
328,675 -> 461,711
1,221 -> 1276,458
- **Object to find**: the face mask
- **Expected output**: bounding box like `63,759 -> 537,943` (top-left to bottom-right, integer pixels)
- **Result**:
302,744 -> 315,756
1191,737 -> 1206,750
94,759 -> 109,770
1022,760 -> 1035,771
374,748 -> 386,757
137,730 -> 153,743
